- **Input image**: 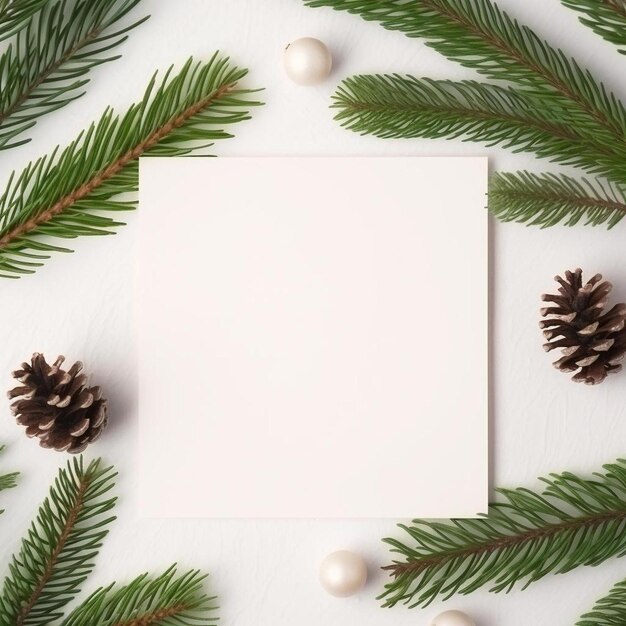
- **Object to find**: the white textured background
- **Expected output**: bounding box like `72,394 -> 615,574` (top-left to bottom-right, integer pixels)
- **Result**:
1,1 -> 626,625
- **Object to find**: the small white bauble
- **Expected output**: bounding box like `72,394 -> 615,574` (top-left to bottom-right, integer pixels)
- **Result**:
431,610 -> 476,626
319,550 -> 367,597
284,37 -> 332,86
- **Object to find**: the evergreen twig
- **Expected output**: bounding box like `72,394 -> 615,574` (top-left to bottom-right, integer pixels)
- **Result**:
60,567 -> 218,626
0,0 -> 149,150
381,459 -> 626,608
303,0 -> 626,228
304,0 -> 626,148
333,74 -> 626,185
577,575 -> 626,625
0,0 -> 48,42
0,445 -> 18,515
489,171 -> 626,228
0,54 -> 261,278
563,0 -> 626,52
0,457 -> 117,626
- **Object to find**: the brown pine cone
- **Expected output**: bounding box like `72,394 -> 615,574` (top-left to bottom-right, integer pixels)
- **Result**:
540,269 -> 626,385
8,353 -> 108,453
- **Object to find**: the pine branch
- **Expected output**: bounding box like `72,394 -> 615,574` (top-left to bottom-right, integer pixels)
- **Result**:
303,0 -> 626,150
489,171 -> 626,228
577,575 -> 626,625
563,0 -> 626,52
333,74 -> 626,185
60,566 -> 217,626
0,456 -> 117,626
0,55 -> 261,278
0,445 -> 18,515
381,459 -> 626,608
0,0 -> 48,41
0,0 -> 149,151
0,471 -> 17,491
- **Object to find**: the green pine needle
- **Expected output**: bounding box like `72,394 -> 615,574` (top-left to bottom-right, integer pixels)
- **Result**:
0,0 -> 49,42
0,54 -> 261,279
60,566 -> 217,626
0,471 -> 17,492
0,0 -> 149,150
577,575 -> 626,625
0,456 -> 117,626
0,444 -> 18,516
381,459 -> 626,608
332,74 -> 626,185
490,171 -> 626,228
563,0 -> 626,53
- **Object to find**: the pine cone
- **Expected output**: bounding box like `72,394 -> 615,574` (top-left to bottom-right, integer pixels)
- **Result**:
8,353 -> 108,453
540,269 -> 626,385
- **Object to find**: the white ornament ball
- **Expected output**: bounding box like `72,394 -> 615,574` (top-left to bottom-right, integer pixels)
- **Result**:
431,610 -> 476,626
319,550 -> 367,597
284,37 -> 332,86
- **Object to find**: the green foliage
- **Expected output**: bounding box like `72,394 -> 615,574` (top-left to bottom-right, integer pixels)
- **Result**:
0,0 -> 149,150
0,54 -> 261,278
0,457 -> 117,626
333,74 -> 626,183
381,459 -> 626,609
490,171 -> 626,228
563,0 -> 626,52
0,0 -> 49,42
304,0 -> 626,144
0,456 -> 218,625
0,445 -> 18,513
577,576 -> 626,625
303,0 -> 626,229
61,567 -> 218,626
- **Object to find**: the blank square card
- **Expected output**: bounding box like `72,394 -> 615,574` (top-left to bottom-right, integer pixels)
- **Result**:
137,157 -> 488,519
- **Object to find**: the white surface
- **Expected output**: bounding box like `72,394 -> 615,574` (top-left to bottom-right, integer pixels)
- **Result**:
1,0 -> 626,624
138,157 -> 488,519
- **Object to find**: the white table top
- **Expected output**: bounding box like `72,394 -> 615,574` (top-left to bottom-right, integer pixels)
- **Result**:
1,1 -> 625,624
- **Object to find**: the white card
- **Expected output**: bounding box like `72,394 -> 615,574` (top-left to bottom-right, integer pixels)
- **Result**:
137,157 -> 488,519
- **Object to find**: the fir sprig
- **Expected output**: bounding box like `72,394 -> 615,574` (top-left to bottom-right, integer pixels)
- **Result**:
0,456 -> 218,624
381,459 -> 626,608
303,0 -> 626,228
490,171 -> 626,228
577,575 -> 626,625
0,445 -> 18,513
0,457 -> 117,626
0,0 -> 48,42
563,0 -> 626,52
0,0 -> 149,150
0,54 -> 260,278
304,0 -> 626,147
333,74 -> 626,184
61,567 -> 217,626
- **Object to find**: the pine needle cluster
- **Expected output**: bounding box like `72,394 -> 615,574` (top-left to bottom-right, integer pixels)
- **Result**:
0,55 -> 260,277
0,456 -> 218,626
304,0 -> 626,228
381,459 -> 626,623
0,445 -> 17,513
0,0 -> 149,150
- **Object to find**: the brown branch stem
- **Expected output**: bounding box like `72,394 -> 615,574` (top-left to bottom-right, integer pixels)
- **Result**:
605,0 -> 626,19
491,187 -> 626,214
384,509 -> 626,577
114,603 -> 188,626
338,98 -> 585,141
0,81 -> 236,249
15,471 -> 91,626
